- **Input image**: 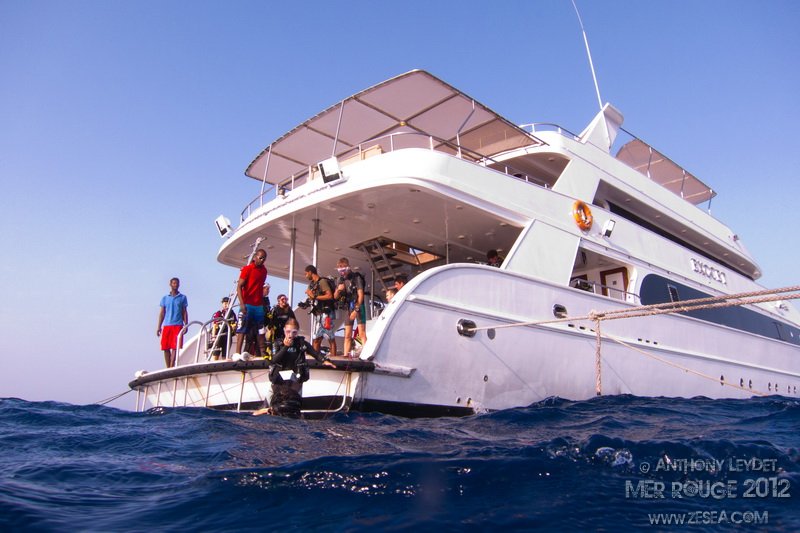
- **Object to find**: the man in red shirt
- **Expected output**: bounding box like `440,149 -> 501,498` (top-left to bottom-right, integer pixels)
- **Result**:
235,249 -> 268,357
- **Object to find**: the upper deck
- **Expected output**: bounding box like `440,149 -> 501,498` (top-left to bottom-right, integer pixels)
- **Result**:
234,70 -> 759,280
245,70 -> 545,187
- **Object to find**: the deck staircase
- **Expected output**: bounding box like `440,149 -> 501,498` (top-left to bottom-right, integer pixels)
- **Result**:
358,238 -> 404,293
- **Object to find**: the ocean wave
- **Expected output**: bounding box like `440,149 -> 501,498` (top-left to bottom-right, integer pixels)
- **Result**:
1,396 -> 798,530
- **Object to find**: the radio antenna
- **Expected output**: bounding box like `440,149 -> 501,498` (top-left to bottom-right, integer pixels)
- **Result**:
571,0 -> 604,111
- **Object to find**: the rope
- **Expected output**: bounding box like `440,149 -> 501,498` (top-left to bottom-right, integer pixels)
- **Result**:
463,285 -> 799,397
468,285 -> 800,332
316,367 -> 351,419
94,389 -> 132,406
594,319 -> 602,395
598,328 -> 769,397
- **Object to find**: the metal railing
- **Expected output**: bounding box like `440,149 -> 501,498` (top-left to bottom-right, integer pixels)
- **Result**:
569,277 -> 641,304
239,130 -> 546,223
519,122 -> 580,139
174,317 -> 235,367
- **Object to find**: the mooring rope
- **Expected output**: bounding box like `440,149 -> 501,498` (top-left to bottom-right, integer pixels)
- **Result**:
94,389 -> 133,406
598,329 -> 769,396
465,285 -> 799,396
468,285 -> 800,332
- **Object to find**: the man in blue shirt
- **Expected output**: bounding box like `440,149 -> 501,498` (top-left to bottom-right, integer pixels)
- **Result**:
157,277 -> 188,367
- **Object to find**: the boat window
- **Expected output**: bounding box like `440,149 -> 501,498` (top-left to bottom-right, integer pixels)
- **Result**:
667,284 -> 680,302
640,274 -> 800,346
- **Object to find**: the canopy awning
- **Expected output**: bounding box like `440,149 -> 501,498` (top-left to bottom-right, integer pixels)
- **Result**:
616,138 -> 716,205
245,70 -> 545,184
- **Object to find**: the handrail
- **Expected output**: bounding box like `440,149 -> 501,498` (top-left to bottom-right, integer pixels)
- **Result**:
238,130 -> 545,223
175,320 -> 207,367
206,318 -> 235,361
174,314 -> 240,367
520,123 -> 581,139
570,277 -> 641,304
241,184 -> 277,222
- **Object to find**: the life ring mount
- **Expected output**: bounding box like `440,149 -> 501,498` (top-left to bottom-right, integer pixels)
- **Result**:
572,201 -> 593,231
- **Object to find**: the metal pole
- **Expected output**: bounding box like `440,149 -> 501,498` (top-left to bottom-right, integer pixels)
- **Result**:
595,319 -> 602,396
455,101 -> 476,159
332,100 -> 345,157
259,144 -> 272,207
310,217 -> 321,336
572,0 -> 604,112
288,226 -> 297,304
237,372 -> 246,412
312,217 -> 320,267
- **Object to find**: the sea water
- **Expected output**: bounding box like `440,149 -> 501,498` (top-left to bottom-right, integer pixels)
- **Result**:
1,396 -> 798,531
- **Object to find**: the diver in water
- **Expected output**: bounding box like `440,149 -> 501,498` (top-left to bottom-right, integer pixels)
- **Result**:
253,318 -> 336,418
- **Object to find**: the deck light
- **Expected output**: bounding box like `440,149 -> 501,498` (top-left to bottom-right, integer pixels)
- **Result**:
215,215 -> 232,238
602,219 -> 615,238
319,157 -> 342,183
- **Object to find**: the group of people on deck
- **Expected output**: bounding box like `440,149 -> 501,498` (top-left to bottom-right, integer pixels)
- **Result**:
156,247 -> 501,417
156,248 -> 497,369
155,249 -> 414,417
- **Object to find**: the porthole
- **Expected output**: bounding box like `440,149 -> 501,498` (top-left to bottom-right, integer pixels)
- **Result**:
457,319 -> 477,338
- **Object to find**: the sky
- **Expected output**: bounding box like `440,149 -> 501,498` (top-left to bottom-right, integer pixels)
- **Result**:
1,0 -> 798,409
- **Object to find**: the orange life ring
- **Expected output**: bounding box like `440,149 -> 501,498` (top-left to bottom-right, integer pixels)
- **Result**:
572,201 -> 593,231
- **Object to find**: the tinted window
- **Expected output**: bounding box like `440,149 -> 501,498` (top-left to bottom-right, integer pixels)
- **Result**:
640,274 -> 800,346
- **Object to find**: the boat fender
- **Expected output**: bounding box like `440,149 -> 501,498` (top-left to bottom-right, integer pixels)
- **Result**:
572,201 -> 593,231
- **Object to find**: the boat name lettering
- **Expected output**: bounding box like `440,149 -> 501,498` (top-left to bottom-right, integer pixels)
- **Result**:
690,259 -> 727,285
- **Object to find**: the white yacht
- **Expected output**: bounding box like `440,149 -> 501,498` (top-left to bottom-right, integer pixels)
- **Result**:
130,70 -> 800,416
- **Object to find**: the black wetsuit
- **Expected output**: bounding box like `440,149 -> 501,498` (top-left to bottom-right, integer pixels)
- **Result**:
268,336 -> 329,418
270,304 -> 297,350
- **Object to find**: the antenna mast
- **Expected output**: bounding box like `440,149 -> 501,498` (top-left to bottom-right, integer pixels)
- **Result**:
571,0 -> 604,111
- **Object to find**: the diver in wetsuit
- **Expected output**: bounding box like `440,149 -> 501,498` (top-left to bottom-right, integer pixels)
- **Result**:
254,318 -> 335,418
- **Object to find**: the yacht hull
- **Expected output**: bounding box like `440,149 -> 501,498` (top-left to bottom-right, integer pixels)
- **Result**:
132,266 -> 799,415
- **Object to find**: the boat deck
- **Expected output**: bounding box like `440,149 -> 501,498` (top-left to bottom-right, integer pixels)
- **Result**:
128,357 -> 375,389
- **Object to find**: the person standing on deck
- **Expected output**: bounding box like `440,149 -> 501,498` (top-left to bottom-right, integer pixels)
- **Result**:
303,265 -> 337,358
210,296 -> 236,360
235,249 -> 268,358
486,249 -> 504,267
270,293 -> 296,354
394,273 -> 408,292
334,257 -> 367,357
157,277 -> 188,368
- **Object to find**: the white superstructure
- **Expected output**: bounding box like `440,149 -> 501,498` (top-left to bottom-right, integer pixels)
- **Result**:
131,71 -> 799,416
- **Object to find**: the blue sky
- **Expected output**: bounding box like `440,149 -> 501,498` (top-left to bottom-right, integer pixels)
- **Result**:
1,1 -> 798,408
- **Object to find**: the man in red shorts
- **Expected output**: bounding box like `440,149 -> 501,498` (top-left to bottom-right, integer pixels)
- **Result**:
157,277 -> 189,367
235,248 -> 269,358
